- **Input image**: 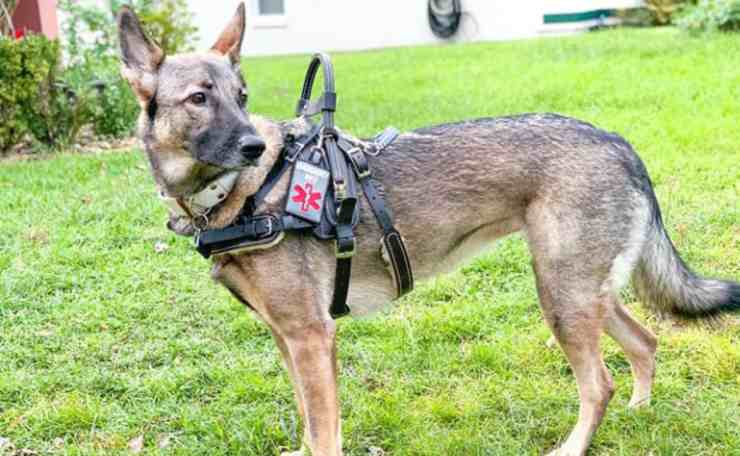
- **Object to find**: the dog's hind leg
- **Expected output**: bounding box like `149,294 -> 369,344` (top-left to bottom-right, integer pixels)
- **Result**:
536,282 -> 615,456
527,212 -> 616,456
604,297 -> 657,408
546,296 -> 657,409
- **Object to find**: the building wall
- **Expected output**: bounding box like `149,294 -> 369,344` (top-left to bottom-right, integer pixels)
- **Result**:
190,0 -> 644,57
12,0 -> 59,39
191,0 -> 546,57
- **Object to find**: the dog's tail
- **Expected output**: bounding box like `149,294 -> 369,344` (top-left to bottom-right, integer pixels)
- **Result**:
632,195 -> 739,320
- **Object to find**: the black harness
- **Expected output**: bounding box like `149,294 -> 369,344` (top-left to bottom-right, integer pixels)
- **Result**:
194,53 -> 414,318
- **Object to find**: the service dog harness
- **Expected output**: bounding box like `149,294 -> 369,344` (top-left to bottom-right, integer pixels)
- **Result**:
165,53 -> 414,318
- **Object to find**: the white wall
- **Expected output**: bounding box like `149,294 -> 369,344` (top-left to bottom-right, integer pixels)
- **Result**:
64,1 -> 644,57
190,0 -> 546,57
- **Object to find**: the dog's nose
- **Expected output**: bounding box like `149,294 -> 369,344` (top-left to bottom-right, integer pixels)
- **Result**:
238,135 -> 266,160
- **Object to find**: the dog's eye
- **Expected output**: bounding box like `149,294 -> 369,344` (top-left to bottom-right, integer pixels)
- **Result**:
189,92 -> 207,105
238,89 -> 248,107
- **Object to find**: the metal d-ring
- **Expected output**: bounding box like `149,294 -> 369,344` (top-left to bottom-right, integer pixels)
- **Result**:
193,213 -> 209,231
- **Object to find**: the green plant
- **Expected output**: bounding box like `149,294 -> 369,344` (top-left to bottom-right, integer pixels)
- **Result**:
0,36 -> 25,153
0,33 -> 103,153
60,0 -> 199,62
54,0 -> 200,140
676,0 -> 740,32
114,0 -> 199,55
620,0 -> 693,26
21,37 -> 97,147
646,0 -> 687,24
61,55 -> 140,138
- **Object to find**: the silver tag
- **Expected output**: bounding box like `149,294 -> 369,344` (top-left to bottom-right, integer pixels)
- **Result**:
285,160 -> 330,223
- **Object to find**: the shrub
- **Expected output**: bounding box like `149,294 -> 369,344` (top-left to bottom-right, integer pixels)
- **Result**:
21,37 -> 96,146
115,0 -> 199,55
676,0 -> 740,32
55,0 -> 200,139
619,0 -> 693,26
61,55 -> 139,138
0,37 -> 26,153
0,34 -> 114,153
646,0 -> 687,24
0,34 -> 81,153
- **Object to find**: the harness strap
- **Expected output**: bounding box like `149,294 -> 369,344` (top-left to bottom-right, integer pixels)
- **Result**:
342,141 -> 414,297
331,196 -> 357,318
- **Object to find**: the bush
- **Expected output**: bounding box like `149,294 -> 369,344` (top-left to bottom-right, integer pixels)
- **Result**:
61,55 -> 139,138
0,36 -> 26,153
676,0 -> 740,32
0,34 -> 89,153
646,0 -> 687,24
117,0 -> 198,55
21,38 -> 96,147
55,0 -> 201,139
619,0 -> 693,26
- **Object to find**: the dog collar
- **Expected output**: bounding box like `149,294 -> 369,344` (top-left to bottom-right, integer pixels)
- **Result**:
159,171 -> 239,219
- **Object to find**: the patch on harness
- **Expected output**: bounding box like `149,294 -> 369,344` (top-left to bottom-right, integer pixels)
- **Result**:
286,160 -> 330,223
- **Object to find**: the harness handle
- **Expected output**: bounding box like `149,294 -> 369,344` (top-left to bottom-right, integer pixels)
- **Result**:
295,52 -> 336,129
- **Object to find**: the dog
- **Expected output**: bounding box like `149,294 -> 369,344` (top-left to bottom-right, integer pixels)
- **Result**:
117,4 -> 739,455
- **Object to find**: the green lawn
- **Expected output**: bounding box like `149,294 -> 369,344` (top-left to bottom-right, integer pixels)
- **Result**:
1,28 -> 739,455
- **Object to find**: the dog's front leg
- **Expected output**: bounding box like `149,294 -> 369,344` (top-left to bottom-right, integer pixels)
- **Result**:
277,319 -> 342,456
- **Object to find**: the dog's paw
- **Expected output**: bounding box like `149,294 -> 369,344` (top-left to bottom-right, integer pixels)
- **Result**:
280,451 -> 305,456
628,395 -> 651,409
545,335 -> 558,349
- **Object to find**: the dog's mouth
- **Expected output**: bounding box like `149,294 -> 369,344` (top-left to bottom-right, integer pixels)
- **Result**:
166,215 -> 195,236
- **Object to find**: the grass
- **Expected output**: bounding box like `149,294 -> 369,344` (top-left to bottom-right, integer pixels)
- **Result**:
1,27 -> 738,455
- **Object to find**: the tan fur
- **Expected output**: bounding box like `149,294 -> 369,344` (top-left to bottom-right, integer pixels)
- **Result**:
118,4 -> 738,455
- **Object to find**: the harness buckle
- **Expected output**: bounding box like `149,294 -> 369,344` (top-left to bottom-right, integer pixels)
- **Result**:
334,182 -> 347,201
346,146 -> 371,179
335,237 -> 355,259
252,215 -> 276,238
285,142 -> 304,162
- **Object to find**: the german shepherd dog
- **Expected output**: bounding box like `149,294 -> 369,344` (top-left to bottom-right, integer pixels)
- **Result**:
117,4 -> 739,455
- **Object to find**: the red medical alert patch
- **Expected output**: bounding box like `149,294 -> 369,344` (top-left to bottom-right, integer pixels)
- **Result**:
285,160 -> 330,223
292,182 -> 323,212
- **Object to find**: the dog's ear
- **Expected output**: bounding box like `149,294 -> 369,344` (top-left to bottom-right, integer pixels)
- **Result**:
117,5 -> 164,103
211,2 -> 246,65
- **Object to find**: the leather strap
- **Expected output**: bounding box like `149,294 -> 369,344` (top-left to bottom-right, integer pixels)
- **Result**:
331,258 -> 352,318
341,138 -> 414,297
294,53 -> 358,318
357,175 -> 414,297
296,53 -> 336,130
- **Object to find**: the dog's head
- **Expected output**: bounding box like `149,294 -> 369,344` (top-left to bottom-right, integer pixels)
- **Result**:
117,3 -> 261,198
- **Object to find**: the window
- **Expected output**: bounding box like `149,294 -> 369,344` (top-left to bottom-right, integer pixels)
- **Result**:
258,0 -> 284,15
